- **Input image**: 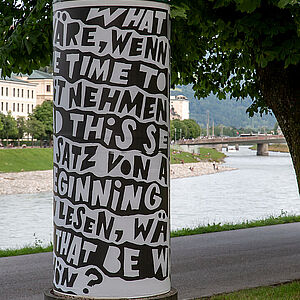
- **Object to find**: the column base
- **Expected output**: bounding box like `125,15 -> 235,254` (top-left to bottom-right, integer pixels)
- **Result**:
44,288 -> 178,300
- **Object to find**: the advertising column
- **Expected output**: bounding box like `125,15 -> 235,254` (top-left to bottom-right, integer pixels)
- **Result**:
45,0 -> 176,299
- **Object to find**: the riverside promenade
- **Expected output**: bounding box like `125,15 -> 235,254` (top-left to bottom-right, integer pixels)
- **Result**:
1,223 -> 300,299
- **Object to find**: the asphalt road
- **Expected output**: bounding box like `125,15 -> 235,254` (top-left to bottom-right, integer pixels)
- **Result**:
1,223 -> 300,300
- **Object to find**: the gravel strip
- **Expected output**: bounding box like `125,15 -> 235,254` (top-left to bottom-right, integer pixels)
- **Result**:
0,170 -> 53,195
0,163 -> 236,195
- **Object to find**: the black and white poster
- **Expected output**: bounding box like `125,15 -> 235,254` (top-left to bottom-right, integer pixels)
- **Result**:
52,0 -> 170,297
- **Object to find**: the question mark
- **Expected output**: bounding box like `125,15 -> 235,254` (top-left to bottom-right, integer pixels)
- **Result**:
83,268 -> 103,294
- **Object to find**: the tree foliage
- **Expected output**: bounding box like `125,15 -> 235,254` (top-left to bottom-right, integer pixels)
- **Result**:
26,116 -> 45,139
16,116 -> 26,138
26,116 -> 46,143
16,116 -> 27,146
171,119 -> 201,140
0,0 -> 52,77
30,100 -> 53,141
0,117 -> 3,133
182,119 -> 201,138
0,103 -> 51,146
0,112 -> 18,143
171,0 -> 300,114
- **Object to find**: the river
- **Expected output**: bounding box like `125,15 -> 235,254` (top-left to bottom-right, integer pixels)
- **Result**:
171,146 -> 299,229
0,146 -> 299,249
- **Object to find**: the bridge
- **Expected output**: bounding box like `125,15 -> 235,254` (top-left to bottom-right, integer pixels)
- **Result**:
177,135 -> 286,156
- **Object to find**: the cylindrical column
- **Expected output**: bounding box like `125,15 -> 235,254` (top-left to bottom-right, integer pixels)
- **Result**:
257,143 -> 269,156
50,0 -> 173,299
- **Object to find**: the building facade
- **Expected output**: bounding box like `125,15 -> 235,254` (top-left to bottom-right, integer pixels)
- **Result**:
170,95 -> 190,120
0,77 -> 37,119
0,70 -> 53,119
16,70 -> 53,106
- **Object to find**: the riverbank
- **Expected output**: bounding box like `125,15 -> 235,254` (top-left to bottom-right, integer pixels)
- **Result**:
1,212 -> 299,255
250,143 -> 289,153
0,162 -> 235,195
0,147 -> 234,194
0,170 -> 52,195
171,162 -> 235,179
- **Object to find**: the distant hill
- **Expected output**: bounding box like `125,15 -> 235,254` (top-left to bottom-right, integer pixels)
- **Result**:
171,85 -> 276,129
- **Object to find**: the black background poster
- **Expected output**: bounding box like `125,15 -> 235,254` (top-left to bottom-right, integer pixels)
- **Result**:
52,0 -> 170,298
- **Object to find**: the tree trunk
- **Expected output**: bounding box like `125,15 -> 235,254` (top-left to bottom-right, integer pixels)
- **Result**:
257,62 -> 300,193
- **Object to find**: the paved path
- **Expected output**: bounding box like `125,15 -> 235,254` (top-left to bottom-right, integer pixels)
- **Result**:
171,223 -> 300,298
1,223 -> 300,300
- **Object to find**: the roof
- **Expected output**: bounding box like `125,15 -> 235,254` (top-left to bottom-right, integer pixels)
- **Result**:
27,70 -> 53,79
170,95 -> 188,101
0,75 -> 35,85
4,76 -> 28,83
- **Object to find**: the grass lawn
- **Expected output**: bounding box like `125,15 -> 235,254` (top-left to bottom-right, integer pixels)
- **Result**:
171,147 -> 225,164
0,147 -> 224,173
201,281 -> 300,299
0,244 -> 53,258
171,211 -> 300,237
1,212 -> 299,257
0,148 -> 53,172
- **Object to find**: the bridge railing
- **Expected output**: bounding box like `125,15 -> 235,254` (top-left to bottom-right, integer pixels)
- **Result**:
177,135 -> 286,145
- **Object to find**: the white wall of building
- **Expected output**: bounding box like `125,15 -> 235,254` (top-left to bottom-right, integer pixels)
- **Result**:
0,78 -> 37,118
170,95 -> 190,120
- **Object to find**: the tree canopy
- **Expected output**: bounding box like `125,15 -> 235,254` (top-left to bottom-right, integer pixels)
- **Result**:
0,112 -> 18,143
30,100 -> 53,141
1,0 -> 298,114
171,0 -> 300,112
26,116 -> 46,142
0,0 -> 52,76
16,116 -> 26,146
1,0 -> 300,190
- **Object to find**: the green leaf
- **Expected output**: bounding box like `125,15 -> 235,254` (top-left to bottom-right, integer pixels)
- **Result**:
171,6 -> 187,18
278,0 -> 296,8
261,58 -> 268,68
24,38 -> 32,54
235,0 -> 261,13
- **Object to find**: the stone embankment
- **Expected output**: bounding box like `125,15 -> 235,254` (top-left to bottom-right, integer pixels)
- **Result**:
171,162 -> 235,179
0,163 -> 236,195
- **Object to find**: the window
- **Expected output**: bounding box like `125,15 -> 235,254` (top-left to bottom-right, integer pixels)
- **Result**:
17,89 -> 19,97
6,87 -> 8,96
46,85 -> 51,92
13,103 -> 15,111
21,89 -> 24,98
1,102 -> 3,111
21,104 -> 24,112
6,102 -> 8,111
32,104 -> 34,111
27,104 -> 29,113
17,103 -> 19,112
13,88 -> 15,97
32,90 -> 34,98
27,90 -> 29,98
1,87 -> 3,96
